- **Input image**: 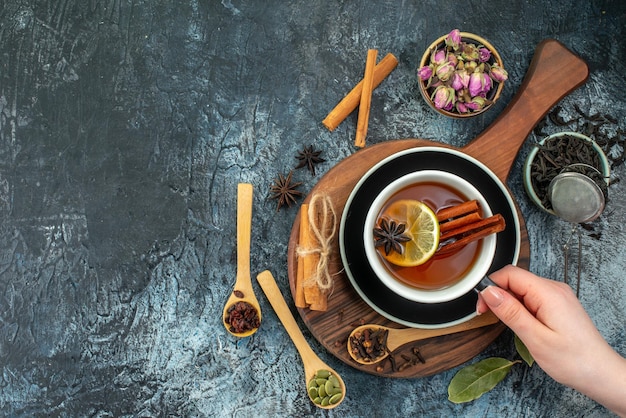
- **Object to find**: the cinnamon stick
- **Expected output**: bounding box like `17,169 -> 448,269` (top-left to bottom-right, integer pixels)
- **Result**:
440,214 -> 505,242
355,49 -> 377,148
439,212 -> 482,234
301,209 -> 320,308
439,214 -> 506,253
440,223 -> 505,253
436,200 -> 480,222
322,53 -> 398,132
294,204 -> 309,308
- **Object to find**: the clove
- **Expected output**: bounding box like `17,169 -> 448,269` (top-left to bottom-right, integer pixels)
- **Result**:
349,327 -> 390,363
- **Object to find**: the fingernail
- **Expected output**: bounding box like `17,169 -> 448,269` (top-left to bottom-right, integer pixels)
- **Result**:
480,286 -> 504,307
475,296 -> 484,315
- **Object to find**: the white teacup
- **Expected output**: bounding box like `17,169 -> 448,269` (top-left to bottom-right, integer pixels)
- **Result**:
363,170 -> 497,304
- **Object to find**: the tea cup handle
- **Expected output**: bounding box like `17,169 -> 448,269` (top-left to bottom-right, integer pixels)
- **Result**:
474,276 -> 499,293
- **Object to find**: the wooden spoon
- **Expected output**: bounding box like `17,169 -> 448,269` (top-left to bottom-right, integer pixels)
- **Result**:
257,270 -> 346,409
222,183 -> 262,337
347,311 -> 500,365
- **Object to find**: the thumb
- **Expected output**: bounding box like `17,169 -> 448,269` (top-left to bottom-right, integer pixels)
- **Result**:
480,286 -> 539,339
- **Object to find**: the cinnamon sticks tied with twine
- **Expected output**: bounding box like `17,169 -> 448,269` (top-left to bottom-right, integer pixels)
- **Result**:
295,194 -> 338,311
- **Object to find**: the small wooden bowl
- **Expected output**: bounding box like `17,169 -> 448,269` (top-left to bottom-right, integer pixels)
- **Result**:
418,32 -> 505,118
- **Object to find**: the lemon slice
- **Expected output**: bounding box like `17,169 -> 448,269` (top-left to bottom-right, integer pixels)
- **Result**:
377,199 -> 440,267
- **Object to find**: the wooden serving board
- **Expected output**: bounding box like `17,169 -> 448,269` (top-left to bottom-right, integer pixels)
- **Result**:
287,40 -> 589,378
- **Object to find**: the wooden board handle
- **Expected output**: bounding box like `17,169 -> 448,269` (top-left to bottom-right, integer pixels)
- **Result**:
463,39 -> 589,182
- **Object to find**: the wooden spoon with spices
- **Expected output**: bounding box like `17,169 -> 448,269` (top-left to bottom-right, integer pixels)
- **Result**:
257,270 -> 346,409
347,311 -> 500,365
222,183 -> 262,338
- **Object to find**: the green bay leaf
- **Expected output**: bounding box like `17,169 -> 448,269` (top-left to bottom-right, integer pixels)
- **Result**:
514,334 -> 535,367
448,357 -> 520,403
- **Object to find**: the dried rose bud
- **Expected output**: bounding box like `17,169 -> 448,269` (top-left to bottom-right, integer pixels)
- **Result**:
447,52 -> 458,66
461,42 -> 480,62
490,64 -> 509,82
451,71 -> 469,91
456,101 -> 469,113
445,29 -> 462,50
464,60 -> 478,73
428,79 -> 443,91
431,48 -> 447,65
466,96 -> 486,111
432,85 -> 456,110
418,65 -> 433,81
469,72 -> 492,97
435,61 -> 455,82
478,47 -> 491,62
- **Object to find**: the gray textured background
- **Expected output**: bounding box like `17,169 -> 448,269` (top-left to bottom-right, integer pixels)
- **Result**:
1,1 -> 625,416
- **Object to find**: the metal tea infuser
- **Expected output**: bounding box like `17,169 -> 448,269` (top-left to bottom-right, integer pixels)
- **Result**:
547,163 -> 608,296
548,163 -> 607,224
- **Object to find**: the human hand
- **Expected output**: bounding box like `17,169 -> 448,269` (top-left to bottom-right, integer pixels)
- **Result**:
476,265 -> 626,416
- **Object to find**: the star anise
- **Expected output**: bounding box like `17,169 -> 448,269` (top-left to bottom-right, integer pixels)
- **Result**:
373,218 -> 411,256
269,170 -> 303,211
295,145 -> 326,176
